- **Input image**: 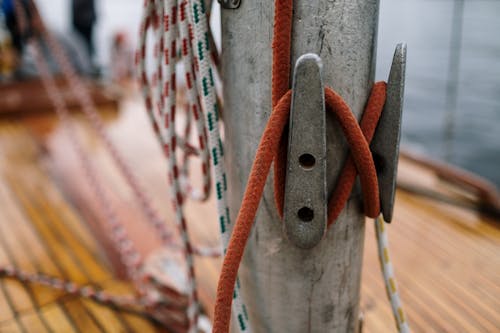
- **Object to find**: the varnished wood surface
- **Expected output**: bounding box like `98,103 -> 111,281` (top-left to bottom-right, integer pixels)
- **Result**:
0,102 -> 165,332
0,93 -> 498,332
0,78 -> 118,115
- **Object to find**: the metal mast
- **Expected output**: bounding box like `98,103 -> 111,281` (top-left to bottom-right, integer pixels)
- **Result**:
221,1 -> 380,331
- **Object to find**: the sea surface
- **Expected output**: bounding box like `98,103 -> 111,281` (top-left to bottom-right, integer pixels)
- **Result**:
376,0 -> 500,187
36,0 -> 500,187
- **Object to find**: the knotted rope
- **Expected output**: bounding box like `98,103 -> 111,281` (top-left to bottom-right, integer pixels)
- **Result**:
212,0 -> 409,332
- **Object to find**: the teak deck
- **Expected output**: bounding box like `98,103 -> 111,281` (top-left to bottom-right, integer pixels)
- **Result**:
0,95 -> 498,332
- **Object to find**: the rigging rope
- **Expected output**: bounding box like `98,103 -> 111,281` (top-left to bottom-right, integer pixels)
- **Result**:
375,216 -> 410,333
137,0 -> 251,331
212,0 -> 409,332
4,0 -> 218,329
186,0 -> 253,331
138,0 -> 201,329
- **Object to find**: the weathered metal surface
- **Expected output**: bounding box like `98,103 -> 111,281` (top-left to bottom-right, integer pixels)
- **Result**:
371,43 -> 407,223
283,54 -> 327,249
222,0 -> 380,331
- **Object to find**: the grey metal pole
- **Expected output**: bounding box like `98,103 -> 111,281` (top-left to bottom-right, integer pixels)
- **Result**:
221,1 -> 380,331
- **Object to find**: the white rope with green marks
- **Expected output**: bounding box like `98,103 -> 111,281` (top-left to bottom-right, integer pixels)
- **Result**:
138,0 -> 251,331
188,1 -> 252,331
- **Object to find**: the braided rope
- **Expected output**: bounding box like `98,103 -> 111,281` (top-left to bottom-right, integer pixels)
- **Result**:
8,0 -> 149,307
40,0 -> 219,261
375,216 -> 410,333
29,36 -> 142,285
0,265 -> 142,309
178,0 -> 212,202
212,0 -> 409,332
161,1 -> 199,329
188,1 -> 252,331
137,0 -> 200,330
6,3 -> 191,318
138,0 -> 251,330
4,0 -> 218,328
137,0 -> 220,259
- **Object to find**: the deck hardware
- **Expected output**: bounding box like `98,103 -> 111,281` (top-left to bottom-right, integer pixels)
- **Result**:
371,43 -> 407,223
283,53 -> 327,249
218,0 -> 241,9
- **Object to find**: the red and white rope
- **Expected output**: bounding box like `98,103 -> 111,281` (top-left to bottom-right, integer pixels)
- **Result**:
137,0 -> 252,331
29,37 -> 142,286
0,265 -> 142,309
178,0 -> 212,202
137,0 -> 206,330
4,0 -> 218,327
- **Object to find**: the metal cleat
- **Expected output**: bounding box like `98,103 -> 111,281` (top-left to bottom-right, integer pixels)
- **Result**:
371,43 -> 407,223
283,53 -> 327,249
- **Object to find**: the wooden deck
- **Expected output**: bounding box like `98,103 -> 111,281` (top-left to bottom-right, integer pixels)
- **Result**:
0,93 -> 498,332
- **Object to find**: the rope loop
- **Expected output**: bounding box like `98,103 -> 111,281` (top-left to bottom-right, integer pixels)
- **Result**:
273,84 -> 386,224
212,83 -> 386,333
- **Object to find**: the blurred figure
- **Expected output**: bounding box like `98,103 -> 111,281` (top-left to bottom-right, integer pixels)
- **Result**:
1,0 -> 94,80
2,0 -> 34,54
71,0 -> 96,60
109,31 -> 133,84
1,0 -> 31,80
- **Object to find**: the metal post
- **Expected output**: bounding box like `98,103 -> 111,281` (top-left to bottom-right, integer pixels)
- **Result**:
221,1 -> 380,331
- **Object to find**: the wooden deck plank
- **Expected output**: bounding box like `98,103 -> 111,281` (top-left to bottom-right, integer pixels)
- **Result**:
362,187 -> 500,332
382,214 -> 500,324
0,181 -> 62,296
39,303 -> 79,333
0,184 -> 95,330
0,233 -> 50,332
82,300 -> 131,333
0,283 -> 15,322
98,280 -> 164,333
363,260 -> 448,332
7,177 -> 87,283
121,314 -> 163,333
18,312 -> 50,333
63,299 -> 107,333
0,280 -> 26,332
0,112 -> 161,332
0,246 -> 38,315
34,182 -> 110,282
0,320 -> 24,333
363,241 -> 460,332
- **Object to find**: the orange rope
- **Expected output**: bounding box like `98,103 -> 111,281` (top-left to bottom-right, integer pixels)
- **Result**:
213,89 -> 292,333
212,84 -> 385,332
326,82 -> 385,224
212,0 -> 386,331
272,0 -> 293,218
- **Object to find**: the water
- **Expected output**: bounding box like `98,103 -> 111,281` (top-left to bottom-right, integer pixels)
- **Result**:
35,0 -> 500,187
376,0 -> 500,186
